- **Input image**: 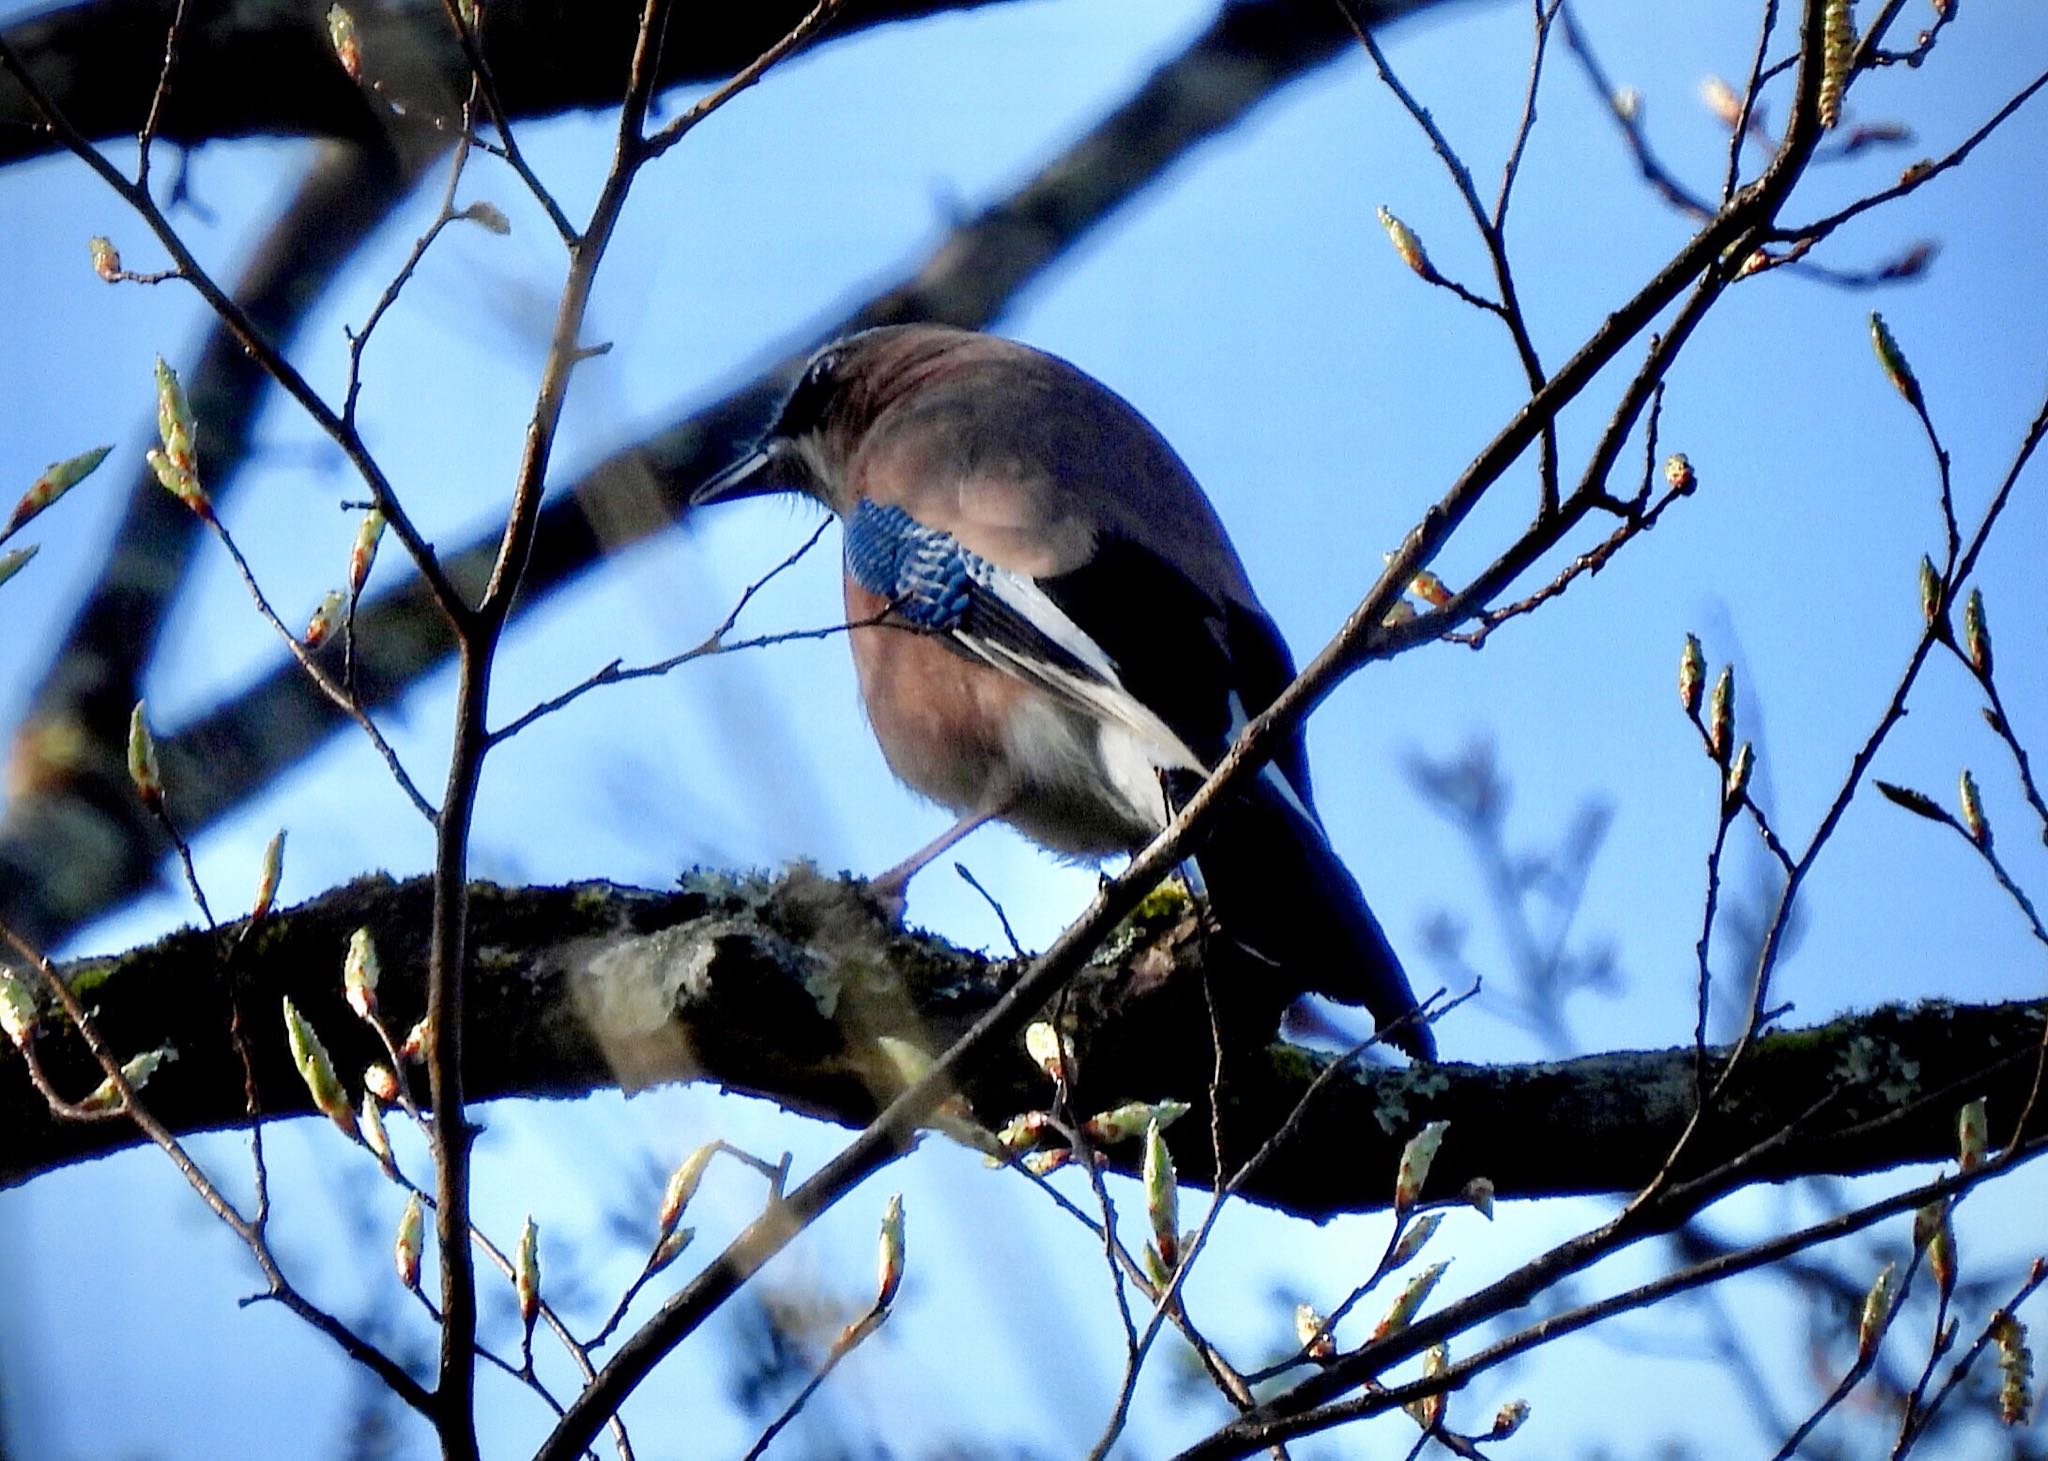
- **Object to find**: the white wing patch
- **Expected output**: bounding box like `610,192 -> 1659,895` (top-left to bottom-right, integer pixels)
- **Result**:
1227,690 -> 1322,830
962,558 -> 1209,776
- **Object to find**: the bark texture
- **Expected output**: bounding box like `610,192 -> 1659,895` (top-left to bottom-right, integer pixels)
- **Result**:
6,867 -> 2038,1219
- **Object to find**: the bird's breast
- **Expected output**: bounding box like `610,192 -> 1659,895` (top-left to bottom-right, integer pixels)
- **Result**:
844,579 -> 1166,856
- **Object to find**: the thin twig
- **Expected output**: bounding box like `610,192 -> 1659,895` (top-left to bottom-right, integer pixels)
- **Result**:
1494,1 -> 1564,235
1173,1141 -> 2046,1460
0,34 -> 468,628
434,0 -> 578,245
208,518 -> 438,821
488,518 -> 837,744
1722,0 -> 1783,203
1339,0 -> 1559,514
344,106 -> 482,428
1892,1258 -> 2048,1456
740,1302 -> 890,1461
134,0 -> 191,191
0,920 -> 431,1412
643,1 -> 849,161
1778,66 -> 2048,245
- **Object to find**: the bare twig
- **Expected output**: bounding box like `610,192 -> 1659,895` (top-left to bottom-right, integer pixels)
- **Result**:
0,920 -> 431,1412
0,34 -> 468,627
433,0 -> 578,245
739,1300 -> 890,1461
1892,1258 -> 2048,1457
1173,1148 -> 2045,1460
1340,0 -> 1559,514
488,517 -> 836,744
133,0 -> 191,190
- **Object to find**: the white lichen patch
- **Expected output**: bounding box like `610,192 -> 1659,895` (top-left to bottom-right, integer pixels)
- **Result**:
573,924 -> 724,1092
1371,1065 -> 1451,1134
1835,1033 -> 1922,1104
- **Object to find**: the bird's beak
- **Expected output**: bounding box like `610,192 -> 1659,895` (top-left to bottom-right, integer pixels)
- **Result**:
691,443 -> 789,507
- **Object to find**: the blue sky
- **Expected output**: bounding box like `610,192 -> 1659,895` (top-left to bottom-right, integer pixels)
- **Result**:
2,1 -> 2046,1455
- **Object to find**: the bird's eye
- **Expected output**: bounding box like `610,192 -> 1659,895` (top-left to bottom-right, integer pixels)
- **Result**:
803,348 -> 841,392
778,347 -> 843,436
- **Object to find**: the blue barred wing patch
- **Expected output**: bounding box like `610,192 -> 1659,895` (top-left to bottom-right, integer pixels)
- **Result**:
842,498 -> 1208,774
844,500 -> 984,629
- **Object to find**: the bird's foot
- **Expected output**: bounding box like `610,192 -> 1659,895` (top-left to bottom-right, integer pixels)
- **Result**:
861,865 -> 914,924
862,806 -> 1009,923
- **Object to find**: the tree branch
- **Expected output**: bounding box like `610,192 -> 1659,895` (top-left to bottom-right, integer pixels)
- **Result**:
0,0 -> 1461,167
5,868 -> 2039,1210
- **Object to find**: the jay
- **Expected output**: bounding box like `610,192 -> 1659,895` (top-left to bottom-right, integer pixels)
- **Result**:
693,325 -> 1434,1059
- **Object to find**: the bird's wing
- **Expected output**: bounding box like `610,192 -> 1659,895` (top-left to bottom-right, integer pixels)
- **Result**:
844,499 -> 1207,773
847,343 -> 1311,797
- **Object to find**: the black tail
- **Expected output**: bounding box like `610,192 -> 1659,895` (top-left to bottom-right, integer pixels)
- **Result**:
1180,767 -> 1435,1061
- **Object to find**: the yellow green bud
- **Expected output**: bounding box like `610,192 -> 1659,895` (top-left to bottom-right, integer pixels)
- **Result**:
1857,1260 -> 1896,1363
1023,1020 -> 1069,1081
88,236 -> 121,282
1958,769 -> 1989,846
303,589 -> 346,649
283,996 -> 358,1139
1871,313 -> 1925,412
327,5 -> 362,80
1958,1098 -> 1989,1171
348,509 -> 386,596
1295,1302 -> 1335,1361
250,829 -> 286,923
1373,1261 -> 1449,1341
343,927 -> 380,1020
0,965 -> 37,1048
647,1224 -> 695,1276
1082,1099 -> 1189,1146
658,1145 -> 716,1237
6,444 -> 111,542
1376,206 -> 1435,281
153,357 -> 197,472
1913,1200 -> 1956,1304
1490,1399 -> 1531,1438
1726,741 -> 1755,810
127,701 -> 162,805
1708,666 -> 1734,765
145,448 -> 212,521
79,1045 -> 175,1114
1395,1120 -> 1449,1212
1963,589 -> 1992,676
1391,1212 -> 1444,1270
1403,1342 -> 1449,1431
1143,1119 -> 1180,1274
361,1091 -> 393,1172
515,1216 -> 540,1334
0,545 -> 35,591
394,1193 -> 423,1289
875,1192 -> 905,1307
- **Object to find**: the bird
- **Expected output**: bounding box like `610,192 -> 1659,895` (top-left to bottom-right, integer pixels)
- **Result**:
691,324 -> 1435,1060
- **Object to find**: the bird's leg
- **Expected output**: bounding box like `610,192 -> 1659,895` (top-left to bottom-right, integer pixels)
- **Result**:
867,803 -> 1011,916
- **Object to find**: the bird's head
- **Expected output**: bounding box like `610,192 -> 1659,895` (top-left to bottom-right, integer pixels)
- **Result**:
691,324 -> 973,517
